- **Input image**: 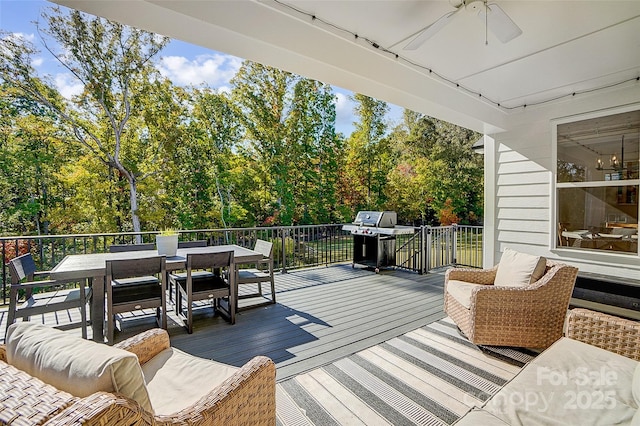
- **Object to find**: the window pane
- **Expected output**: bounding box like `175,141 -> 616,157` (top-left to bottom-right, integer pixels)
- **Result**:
557,110 -> 640,183
557,186 -> 638,253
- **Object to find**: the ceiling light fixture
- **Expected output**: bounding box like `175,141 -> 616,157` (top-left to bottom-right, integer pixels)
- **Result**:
595,136 -> 626,172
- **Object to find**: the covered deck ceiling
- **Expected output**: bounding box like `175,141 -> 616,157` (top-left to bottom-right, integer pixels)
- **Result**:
51,0 -> 640,134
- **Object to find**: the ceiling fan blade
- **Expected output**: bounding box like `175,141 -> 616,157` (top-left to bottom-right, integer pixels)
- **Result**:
478,3 -> 522,43
404,10 -> 457,50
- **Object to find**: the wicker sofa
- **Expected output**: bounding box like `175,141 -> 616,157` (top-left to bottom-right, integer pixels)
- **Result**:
454,308 -> 640,425
0,324 -> 276,425
445,249 -> 579,348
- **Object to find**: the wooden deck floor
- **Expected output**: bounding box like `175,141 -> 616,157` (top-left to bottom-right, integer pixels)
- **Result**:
0,263 -> 447,381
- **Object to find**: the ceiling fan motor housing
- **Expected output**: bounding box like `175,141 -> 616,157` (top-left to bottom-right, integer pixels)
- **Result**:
449,0 -> 486,10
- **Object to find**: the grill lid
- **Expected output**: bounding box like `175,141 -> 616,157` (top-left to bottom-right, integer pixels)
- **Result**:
352,211 -> 397,228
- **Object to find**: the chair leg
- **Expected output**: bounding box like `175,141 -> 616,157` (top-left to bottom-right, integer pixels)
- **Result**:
187,293 -> 193,334
270,276 -> 276,304
176,286 -> 183,317
6,287 -> 18,337
80,283 -> 87,339
160,283 -> 167,330
166,273 -> 173,303
107,311 -> 115,345
175,282 -> 181,316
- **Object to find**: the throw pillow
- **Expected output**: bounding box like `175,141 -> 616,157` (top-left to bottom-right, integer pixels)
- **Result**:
494,248 -> 546,287
6,322 -> 153,414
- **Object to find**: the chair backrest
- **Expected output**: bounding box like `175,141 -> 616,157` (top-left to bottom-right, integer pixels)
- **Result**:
8,254 -> 37,284
106,256 -> 166,280
178,240 -> 208,248
109,243 -> 156,253
187,251 -> 234,270
254,240 -> 273,259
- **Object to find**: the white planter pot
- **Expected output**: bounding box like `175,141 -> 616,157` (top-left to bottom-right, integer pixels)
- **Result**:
156,234 -> 179,257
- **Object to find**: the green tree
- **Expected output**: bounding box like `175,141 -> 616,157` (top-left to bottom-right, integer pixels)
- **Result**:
231,61 -> 294,224
287,79 -> 341,224
232,61 -> 340,225
182,88 -> 247,229
385,111 -> 483,225
0,8 -> 169,238
0,87 -> 67,235
338,94 -> 390,216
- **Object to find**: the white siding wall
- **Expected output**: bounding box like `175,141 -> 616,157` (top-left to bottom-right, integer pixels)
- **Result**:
486,84 -> 640,278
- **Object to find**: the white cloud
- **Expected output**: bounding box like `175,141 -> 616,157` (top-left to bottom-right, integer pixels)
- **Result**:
334,91 -> 355,135
54,73 -> 83,99
157,53 -> 242,88
31,57 -> 44,67
9,32 -> 36,43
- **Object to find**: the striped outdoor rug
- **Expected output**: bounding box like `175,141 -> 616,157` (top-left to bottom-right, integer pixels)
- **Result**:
275,317 -> 537,426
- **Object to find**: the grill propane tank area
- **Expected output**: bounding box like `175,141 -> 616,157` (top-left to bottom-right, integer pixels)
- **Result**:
342,211 -> 416,273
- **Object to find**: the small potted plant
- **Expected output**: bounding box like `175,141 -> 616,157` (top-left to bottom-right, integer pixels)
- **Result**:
156,229 -> 179,257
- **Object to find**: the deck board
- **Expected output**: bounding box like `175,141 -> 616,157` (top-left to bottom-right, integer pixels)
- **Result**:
0,263 -> 446,381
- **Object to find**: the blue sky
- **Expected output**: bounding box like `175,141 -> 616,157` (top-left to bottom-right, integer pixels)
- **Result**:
0,0 -> 403,136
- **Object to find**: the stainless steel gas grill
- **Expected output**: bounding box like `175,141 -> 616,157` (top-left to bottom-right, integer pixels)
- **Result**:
342,211 -> 416,272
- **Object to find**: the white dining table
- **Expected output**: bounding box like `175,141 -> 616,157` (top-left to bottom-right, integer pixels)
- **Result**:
50,245 -> 263,342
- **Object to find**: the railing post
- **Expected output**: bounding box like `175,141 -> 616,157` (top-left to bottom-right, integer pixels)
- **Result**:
280,227 -> 288,274
425,226 -> 432,273
1,240 -> 6,305
418,226 -> 425,274
452,223 -> 458,266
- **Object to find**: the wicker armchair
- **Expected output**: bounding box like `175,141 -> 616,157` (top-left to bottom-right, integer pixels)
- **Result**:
0,328 -> 276,425
566,308 -> 640,361
444,260 -> 579,348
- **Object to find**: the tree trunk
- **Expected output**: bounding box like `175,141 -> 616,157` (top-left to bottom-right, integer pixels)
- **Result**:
127,176 -> 142,244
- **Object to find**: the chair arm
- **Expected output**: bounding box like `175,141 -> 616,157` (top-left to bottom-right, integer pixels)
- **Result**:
115,328 -> 170,365
445,265 -> 498,285
0,344 -> 6,362
10,277 -> 89,290
237,258 -> 272,269
10,279 -> 60,289
566,308 -> 640,361
44,391 -> 154,425
155,356 -> 276,425
471,285 -> 548,311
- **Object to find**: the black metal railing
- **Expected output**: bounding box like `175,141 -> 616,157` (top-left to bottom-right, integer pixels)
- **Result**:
394,225 -> 484,274
0,224 -> 483,304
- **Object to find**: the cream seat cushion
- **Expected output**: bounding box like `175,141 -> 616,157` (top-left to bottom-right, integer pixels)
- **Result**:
446,280 -> 482,309
634,365 -> 640,423
494,248 -> 546,287
5,322 -> 153,413
634,364 -> 640,405
484,337 -> 638,425
142,347 -> 239,416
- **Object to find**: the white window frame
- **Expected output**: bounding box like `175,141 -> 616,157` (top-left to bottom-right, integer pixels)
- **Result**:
552,104 -> 640,258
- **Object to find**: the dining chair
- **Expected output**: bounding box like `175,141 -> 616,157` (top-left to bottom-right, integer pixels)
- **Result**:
109,243 -> 155,253
160,240 -> 209,303
236,240 -> 275,310
105,256 -> 167,344
6,253 -> 89,339
177,240 -> 208,248
169,251 -> 235,333
110,242 -> 168,297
